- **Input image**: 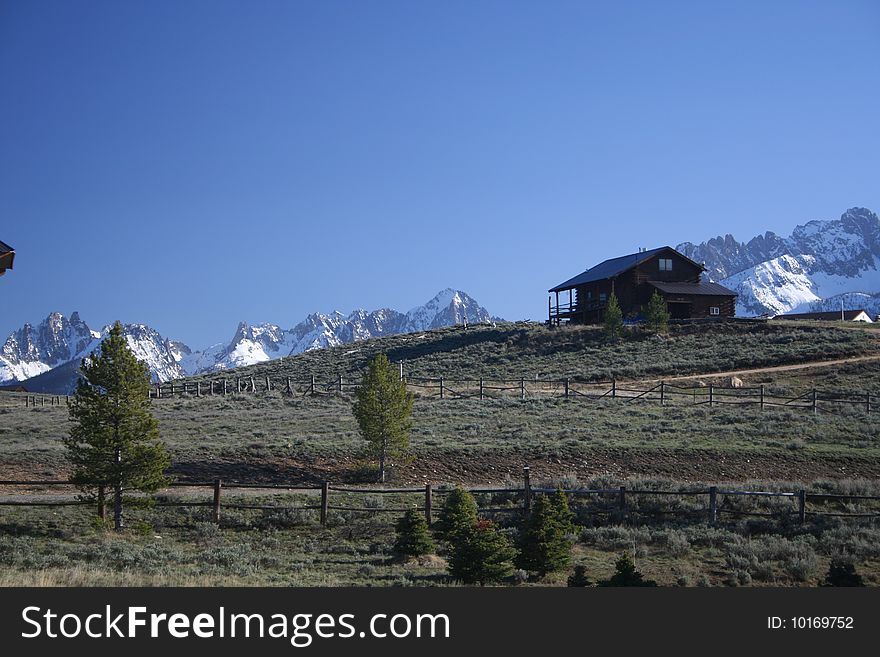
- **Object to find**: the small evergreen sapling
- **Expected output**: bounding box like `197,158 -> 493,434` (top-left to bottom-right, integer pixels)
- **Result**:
604,292 -> 623,340
434,487 -> 478,544
448,520 -> 516,585
822,560 -> 865,587
394,509 -> 434,558
567,565 -> 592,587
599,552 -> 657,587
644,290 -> 671,334
516,489 -> 576,576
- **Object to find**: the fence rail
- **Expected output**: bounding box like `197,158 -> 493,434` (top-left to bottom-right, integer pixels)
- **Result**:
2,468 -> 878,527
5,373 -> 870,416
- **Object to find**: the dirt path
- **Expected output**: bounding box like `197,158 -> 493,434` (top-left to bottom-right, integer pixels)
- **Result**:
630,353 -> 880,385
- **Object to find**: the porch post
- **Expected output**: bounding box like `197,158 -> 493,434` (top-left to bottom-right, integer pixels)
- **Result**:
555,291 -> 560,325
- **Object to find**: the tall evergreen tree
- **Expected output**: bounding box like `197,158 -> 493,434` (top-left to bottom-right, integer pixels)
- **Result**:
352,354 -> 414,483
644,291 -> 671,334
64,322 -> 170,531
434,487 -> 479,545
604,292 -> 623,340
516,489 -> 576,576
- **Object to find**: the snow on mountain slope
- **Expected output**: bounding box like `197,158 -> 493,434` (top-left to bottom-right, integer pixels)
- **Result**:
721,255 -> 821,316
681,207 -> 880,316
1,315 -> 187,386
1,312 -> 98,382
183,290 -> 491,373
4,290 -> 496,388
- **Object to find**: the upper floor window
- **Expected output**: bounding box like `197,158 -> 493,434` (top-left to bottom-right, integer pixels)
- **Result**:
659,258 -> 673,271
599,292 -> 607,303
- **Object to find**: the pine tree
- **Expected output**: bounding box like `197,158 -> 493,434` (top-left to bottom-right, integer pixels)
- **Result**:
394,509 -> 435,558
644,290 -> 671,334
448,520 -> 516,585
64,322 -> 170,531
567,565 -> 592,587
604,292 -> 623,340
599,552 -> 658,587
434,487 -> 478,544
516,489 -> 575,576
352,354 -> 414,483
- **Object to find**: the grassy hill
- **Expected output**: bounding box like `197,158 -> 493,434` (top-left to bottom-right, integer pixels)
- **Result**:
2,320 -> 879,485
185,319 -> 880,385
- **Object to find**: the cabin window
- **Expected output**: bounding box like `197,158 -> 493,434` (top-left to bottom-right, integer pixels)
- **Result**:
659,258 -> 673,271
599,292 -> 607,303
710,306 -> 720,315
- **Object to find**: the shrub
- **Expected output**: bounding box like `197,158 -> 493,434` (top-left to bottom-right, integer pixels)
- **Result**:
517,490 -> 575,576
448,520 -> 516,585
567,565 -> 592,587
822,560 -> 865,587
599,552 -> 657,587
434,488 -> 478,544
393,510 -> 434,558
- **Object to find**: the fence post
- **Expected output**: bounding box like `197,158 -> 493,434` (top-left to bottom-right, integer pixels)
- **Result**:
611,378 -> 616,399
337,374 -> 343,393
196,382 -> 201,397
660,381 -> 665,406
617,486 -> 627,524
210,380 -> 215,396
564,378 -> 569,398
399,362 -> 404,381
321,482 -> 330,526
286,377 -> 292,395
212,479 -> 222,523
523,466 -> 531,514
25,396 -> 28,408
708,486 -> 717,524
265,376 -> 271,392
439,377 -> 444,399
798,490 -> 806,523
479,378 -> 484,400
520,377 -> 525,400
708,384 -> 714,407
236,377 -> 241,393
170,383 -> 175,396
250,376 -> 255,393
223,379 -> 228,396
97,485 -> 106,521
425,484 -> 433,527
310,375 -> 316,396
812,389 -> 817,414
760,384 -> 764,410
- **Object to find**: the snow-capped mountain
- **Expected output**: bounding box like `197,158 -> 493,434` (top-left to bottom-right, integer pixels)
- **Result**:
0,313 -> 186,388
1,289 -> 495,390
678,208 -> 880,316
182,289 -> 492,373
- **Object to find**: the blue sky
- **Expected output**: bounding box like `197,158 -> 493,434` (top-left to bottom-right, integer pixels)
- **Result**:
1,0 -> 878,348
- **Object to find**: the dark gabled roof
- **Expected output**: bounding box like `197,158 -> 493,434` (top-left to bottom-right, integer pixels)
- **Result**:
649,281 -> 737,297
549,246 -> 703,292
0,240 -> 13,271
776,310 -> 871,321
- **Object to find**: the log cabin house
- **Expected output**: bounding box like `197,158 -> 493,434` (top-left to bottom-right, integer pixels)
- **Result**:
548,246 -> 737,324
0,240 -> 13,276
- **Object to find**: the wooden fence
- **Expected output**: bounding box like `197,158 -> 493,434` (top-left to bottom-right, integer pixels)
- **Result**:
2,468 -> 878,526
141,374 -> 873,415
3,367 -> 875,416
